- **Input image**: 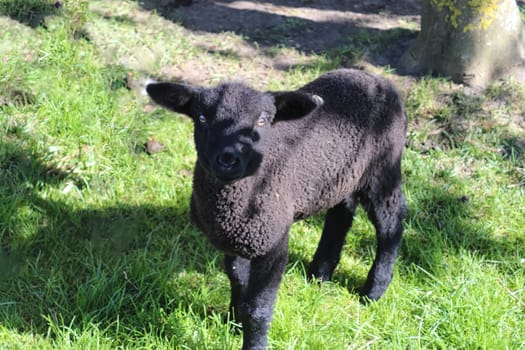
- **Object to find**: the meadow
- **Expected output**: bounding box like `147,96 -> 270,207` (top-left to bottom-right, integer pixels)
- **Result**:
1,1 -> 524,349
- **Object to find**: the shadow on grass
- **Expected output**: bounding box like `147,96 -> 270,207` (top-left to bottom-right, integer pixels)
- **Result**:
287,165 -> 524,294
401,170 -> 524,265
0,140 -> 219,340
418,89 -> 525,158
134,0 -> 418,69
0,0 -> 61,28
1,137 -> 522,340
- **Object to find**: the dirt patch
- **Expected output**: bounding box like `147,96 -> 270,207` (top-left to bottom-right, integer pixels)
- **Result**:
85,1 -> 423,88
139,0 -> 419,58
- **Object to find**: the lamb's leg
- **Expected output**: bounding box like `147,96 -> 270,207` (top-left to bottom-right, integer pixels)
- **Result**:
224,255 -> 251,324
308,195 -> 357,281
362,187 -> 406,301
239,233 -> 289,350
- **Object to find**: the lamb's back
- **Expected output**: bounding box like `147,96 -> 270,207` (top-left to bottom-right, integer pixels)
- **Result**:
286,69 -> 406,216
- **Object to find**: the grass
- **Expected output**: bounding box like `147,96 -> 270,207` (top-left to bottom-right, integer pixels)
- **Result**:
1,1 -> 524,349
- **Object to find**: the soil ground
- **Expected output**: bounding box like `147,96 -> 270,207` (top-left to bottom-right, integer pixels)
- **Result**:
130,0 -> 421,84
140,0 -> 420,52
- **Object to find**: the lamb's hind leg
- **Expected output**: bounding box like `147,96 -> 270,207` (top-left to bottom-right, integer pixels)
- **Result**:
308,194 -> 357,281
362,186 -> 407,301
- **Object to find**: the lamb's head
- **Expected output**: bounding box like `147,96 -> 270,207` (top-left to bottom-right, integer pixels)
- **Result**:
146,81 -> 323,183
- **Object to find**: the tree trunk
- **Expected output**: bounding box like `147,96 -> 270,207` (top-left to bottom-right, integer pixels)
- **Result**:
400,0 -> 525,88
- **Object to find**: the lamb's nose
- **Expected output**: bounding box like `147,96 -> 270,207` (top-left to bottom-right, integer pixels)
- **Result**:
216,150 -> 240,169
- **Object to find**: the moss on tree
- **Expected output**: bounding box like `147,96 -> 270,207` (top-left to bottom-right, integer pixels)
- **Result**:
401,0 -> 525,87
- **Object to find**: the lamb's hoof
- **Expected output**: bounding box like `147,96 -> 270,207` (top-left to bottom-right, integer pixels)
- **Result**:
308,272 -> 331,283
359,286 -> 384,304
307,262 -> 333,282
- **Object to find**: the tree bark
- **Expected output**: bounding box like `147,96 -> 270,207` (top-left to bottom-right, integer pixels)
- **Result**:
400,0 -> 525,88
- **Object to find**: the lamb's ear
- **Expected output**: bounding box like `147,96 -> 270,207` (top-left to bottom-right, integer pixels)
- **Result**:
146,82 -> 200,116
271,91 -> 323,121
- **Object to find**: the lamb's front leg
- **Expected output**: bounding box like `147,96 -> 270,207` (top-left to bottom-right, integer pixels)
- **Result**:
238,233 -> 289,350
224,254 -> 251,324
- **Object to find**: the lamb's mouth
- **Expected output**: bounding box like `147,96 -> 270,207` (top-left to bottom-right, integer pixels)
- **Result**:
197,151 -> 262,184
213,172 -> 243,185
198,158 -> 246,184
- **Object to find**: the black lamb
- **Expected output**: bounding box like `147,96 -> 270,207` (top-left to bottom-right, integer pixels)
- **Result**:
146,68 -> 407,350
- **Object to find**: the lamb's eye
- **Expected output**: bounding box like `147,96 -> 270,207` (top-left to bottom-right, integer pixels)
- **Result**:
256,112 -> 269,127
198,115 -> 207,124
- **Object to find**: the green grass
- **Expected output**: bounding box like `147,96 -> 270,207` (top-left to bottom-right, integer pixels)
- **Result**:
1,1 -> 524,349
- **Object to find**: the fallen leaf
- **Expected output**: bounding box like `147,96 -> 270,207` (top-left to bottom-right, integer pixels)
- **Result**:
145,138 -> 165,155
